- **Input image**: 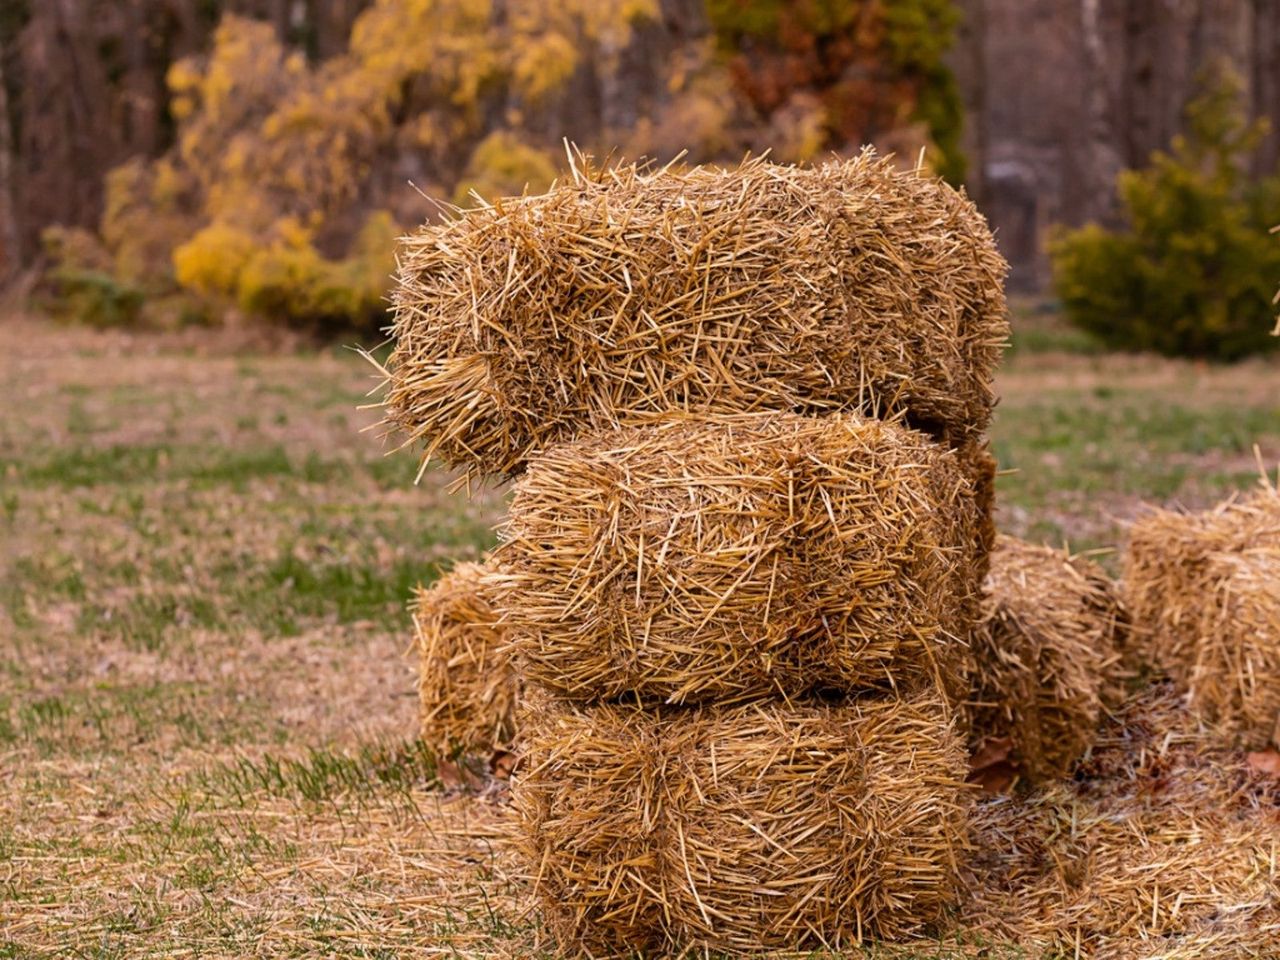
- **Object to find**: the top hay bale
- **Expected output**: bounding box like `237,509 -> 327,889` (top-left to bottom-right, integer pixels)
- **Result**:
382,149 -> 1008,483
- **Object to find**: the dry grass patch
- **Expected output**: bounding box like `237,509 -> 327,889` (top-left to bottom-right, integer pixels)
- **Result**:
962,684 -> 1280,958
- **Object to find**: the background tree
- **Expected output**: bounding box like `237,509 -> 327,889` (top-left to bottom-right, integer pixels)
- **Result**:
1051,65 -> 1280,361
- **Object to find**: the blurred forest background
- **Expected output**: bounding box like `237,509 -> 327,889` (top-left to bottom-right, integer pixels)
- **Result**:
1,0 -> 1280,349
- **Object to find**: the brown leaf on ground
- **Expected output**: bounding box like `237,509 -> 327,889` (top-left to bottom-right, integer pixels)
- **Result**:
436,759 -> 463,789
1245,748 -> 1280,779
969,736 -> 1018,794
489,750 -> 519,780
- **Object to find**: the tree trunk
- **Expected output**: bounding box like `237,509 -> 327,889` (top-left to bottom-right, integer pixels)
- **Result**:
0,37 -> 20,283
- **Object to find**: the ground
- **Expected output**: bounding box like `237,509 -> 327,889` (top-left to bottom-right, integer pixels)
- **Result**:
1,312 -> 1277,958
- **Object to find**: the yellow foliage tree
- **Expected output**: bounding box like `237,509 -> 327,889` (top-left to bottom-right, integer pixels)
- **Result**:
57,1 -> 689,330
452,132 -> 558,206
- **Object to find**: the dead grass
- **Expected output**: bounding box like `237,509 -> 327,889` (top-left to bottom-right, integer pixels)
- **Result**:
3,315 -> 1280,958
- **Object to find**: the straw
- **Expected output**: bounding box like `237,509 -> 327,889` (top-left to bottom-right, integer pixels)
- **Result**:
492,413 -> 982,705
380,148 -> 1008,484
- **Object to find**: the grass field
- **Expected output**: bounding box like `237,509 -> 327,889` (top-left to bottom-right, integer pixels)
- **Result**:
1,312 -> 1278,957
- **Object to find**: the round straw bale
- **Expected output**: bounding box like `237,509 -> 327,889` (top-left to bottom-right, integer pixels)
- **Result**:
966,537 -> 1127,782
492,413 -> 982,706
410,560 -> 518,757
1187,548 -> 1280,749
1123,488 -> 1280,677
381,148 -> 1008,483
515,689 -> 971,956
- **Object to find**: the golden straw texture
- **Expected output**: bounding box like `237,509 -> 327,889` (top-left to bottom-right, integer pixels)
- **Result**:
1190,548 -> 1280,749
1125,488 -> 1280,664
410,561 -> 518,757
516,689 -> 971,956
1124,487 -> 1280,743
967,537 -> 1127,781
963,683 -> 1280,958
492,413 -> 981,705
381,149 -> 1008,483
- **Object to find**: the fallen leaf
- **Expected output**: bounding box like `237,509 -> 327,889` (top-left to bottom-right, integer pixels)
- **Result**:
969,760 -> 1018,795
436,759 -> 462,790
968,736 -> 1018,794
489,749 -> 519,780
969,735 -> 1013,771
1246,748 -> 1280,779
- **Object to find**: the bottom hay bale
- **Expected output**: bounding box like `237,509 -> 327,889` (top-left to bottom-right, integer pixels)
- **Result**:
962,683 -> 1280,959
1190,547 -> 1280,749
410,560 -> 518,758
516,690 -> 971,957
966,537 -> 1127,781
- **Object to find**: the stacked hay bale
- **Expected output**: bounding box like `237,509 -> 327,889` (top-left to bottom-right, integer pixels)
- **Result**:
383,150 -> 1008,955
967,537 -> 1128,782
521,692 -> 970,954
496,416 -> 982,704
1124,487 -> 1280,749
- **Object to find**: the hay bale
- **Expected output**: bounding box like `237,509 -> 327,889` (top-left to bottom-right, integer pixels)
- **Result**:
1190,548 -> 1280,749
492,413 -> 982,705
410,560 -> 518,757
516,689 -> 971,956
967,537 -> 1127,781
1124,488 -> 1280,744
1124,488 -> 1280,665
381,149 -> 1008,483
958,437 -> 998,583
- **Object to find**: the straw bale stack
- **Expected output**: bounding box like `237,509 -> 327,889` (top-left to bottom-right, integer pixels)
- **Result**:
381,149 -> 1008,484
492,413 -> 981,705
1189,548 -> 1280,749
1124,488 -> 1280,746
517,689 -> 971,956
410,560 -> 518,757
962,684 -> 1280,958
967,537 -> 1127,781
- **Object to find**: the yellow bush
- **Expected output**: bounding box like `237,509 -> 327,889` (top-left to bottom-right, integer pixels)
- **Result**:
451,132 -> 558,206
173,223 -> 259,296
234,211 -> 398,333
100,159 -> 195,292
